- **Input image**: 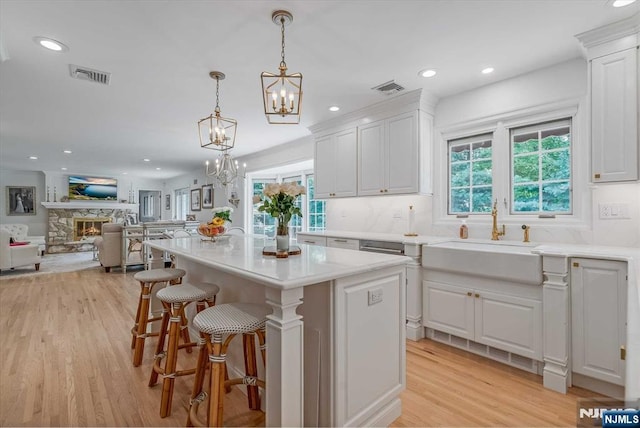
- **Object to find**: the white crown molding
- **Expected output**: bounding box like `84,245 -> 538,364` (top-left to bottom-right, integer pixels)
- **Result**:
308,88 -> 438,136
575,13 -> 639,57
42,202 -> 137,210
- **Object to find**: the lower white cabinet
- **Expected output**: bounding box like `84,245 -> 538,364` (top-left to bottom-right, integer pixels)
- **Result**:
571,258 -> 627,386
424,280 -> 542,360
296,234 -> 326,246
327,237 -> 359,251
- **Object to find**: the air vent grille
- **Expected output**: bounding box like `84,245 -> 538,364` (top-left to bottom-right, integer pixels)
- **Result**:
371,80 -> 404,95
69,64 -> 111,85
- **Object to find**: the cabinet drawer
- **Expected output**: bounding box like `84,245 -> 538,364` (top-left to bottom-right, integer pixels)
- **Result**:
327,238 -> 359,251
297,235 -> 326,246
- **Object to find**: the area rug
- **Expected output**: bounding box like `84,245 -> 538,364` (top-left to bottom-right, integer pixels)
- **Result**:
0,251 -> 101,278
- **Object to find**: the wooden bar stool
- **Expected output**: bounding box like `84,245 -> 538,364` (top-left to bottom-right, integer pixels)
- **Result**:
131,268 -> 186,367
149,282 -> 220,418
187,303 -> 270,427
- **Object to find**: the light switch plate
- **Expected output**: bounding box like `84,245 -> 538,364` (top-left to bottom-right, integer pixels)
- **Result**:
368,288 -> 383,306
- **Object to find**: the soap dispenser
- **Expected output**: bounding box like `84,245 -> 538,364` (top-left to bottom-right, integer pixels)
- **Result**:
459,220 -> 468,239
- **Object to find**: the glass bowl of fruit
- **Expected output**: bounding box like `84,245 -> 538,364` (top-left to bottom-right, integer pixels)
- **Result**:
197,216 -> 227,241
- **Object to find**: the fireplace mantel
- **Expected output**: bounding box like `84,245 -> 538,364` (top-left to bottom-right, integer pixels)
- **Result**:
41,202 -> 138,210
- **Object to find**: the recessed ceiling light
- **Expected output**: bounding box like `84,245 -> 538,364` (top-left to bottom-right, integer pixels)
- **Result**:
482,67 -> 494,74
33,36 -> 69,52
143,158 -> 151,162
329,106 -> 340,112
122,172 -> 128,175
419,69 -> 437,78
156,167 -> 161,170
612,0 -> 636,7
29,156 -> 38,160
61,167 -> 67,171
63,150 -> 72,154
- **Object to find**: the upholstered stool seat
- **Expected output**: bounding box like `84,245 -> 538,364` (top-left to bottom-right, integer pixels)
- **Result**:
187,303 -> 270,427
149,281 -> 220,418
131,268 -> 186,367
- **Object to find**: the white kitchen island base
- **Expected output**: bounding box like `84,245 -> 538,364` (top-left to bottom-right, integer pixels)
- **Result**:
146,236 -> 407,427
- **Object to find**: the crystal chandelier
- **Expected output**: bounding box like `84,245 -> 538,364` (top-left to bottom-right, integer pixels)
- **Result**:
260,10 -> 303,125
205,152 -> 246,187
198,71 -> 237,151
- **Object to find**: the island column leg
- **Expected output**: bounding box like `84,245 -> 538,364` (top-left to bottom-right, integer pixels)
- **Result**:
265,286 -> 304,427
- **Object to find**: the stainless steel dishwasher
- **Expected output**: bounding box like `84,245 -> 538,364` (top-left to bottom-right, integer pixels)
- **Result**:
359,239 -> 404,255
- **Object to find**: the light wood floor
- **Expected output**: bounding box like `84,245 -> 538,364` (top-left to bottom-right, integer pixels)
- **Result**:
1,268 -> 601,427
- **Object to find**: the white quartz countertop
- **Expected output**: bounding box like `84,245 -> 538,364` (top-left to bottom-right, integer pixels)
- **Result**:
145,235 -> 409,290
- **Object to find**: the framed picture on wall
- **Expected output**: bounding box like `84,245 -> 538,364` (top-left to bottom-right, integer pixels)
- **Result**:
165,194 -> 171,210
190,188 -> 201,212
201,184 -> 213,209
6,186 -> 36,216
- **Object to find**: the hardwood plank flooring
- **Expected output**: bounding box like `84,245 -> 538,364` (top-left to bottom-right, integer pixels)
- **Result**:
1,268 -> 601,427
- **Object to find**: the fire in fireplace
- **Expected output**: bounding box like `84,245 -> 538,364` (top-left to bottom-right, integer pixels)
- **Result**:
73,217 -> 112,241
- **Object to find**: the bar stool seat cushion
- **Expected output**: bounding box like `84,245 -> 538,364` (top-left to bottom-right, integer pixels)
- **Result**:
134,268 -> 186,283
157,283 -> 212,303
194,303 -> 271,336
191,280 -> 221,297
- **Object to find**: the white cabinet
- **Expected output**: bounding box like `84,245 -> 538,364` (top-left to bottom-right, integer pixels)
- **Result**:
314,128 -> 357,198
571,258 -> 627,386
296,233 -> 326,246
424,280 -> 542,360
358,111 -> 419,196
327,237 -> 359,251
591,47 -> 638,182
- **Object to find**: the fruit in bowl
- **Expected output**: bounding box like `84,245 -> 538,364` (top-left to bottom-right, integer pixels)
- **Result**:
198,218 -> 227,239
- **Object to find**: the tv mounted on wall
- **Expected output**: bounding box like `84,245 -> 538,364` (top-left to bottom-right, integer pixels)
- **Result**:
68,176 -> 118,201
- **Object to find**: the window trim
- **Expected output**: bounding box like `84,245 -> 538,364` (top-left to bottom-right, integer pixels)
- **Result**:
433,100 -> 588,230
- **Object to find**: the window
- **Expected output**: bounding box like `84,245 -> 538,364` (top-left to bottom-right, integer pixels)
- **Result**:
252,179 -> 277,237
307,175 -> 326,232
448,134 -> 493,214
174,187 -> 189,221
249,170 -> 326,237
510,119 -> 571,214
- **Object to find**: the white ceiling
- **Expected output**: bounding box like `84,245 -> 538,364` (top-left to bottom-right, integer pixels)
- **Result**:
0,0 -> 638,179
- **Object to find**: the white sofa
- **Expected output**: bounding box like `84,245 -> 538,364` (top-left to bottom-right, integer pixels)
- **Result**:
0,224 -> 46,255
0,229 -> 41,272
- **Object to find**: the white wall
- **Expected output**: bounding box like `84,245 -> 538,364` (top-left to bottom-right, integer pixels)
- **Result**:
327,58 -> 640,248
0,169 -> 47,235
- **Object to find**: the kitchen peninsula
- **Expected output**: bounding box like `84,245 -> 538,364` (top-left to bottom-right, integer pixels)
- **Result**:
145,235 -> 408,427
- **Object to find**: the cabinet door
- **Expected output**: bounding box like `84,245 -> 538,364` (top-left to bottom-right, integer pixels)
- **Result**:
314,134 -> 336,199
387,112 -> 418,194
591,48 -> 638,182
423,280 -> 474,340
358,120 -> 386,196
571,258 -> 627,385
333,129 -> 357,197
474,290 -> 542,360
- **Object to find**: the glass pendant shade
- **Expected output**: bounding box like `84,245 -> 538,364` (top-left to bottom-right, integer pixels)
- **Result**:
261,10 -> 303,125
198,71 -> 237,151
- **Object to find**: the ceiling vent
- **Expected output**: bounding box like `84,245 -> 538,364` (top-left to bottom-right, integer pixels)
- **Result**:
371,80 -> 404,95
69,64 -> 111,85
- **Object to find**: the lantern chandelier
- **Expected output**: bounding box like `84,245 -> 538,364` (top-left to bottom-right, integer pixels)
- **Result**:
260,10 -> 303,125
198,71 -> 237,151
205,151 -> 246,187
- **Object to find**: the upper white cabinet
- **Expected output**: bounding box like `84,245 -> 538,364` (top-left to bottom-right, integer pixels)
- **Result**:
571,258 -> 627,386
358,111 -> 418,196
314,128 -> 357,198
576,15 -> 639,183
310,89 -> 435,199
591,47 -> 638,182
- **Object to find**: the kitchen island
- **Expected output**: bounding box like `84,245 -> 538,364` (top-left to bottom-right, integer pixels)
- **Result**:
145,235 -> 408,427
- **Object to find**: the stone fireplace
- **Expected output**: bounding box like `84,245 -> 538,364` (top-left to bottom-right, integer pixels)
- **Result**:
46,207 -> 133,253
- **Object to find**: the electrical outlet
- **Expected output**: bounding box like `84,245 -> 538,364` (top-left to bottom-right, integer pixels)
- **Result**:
599,203 -> 631,219
368,288 -> 383,306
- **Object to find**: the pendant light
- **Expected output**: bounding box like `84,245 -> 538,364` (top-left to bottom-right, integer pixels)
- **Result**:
260,10 -> 303,125
198,71 -> 237,151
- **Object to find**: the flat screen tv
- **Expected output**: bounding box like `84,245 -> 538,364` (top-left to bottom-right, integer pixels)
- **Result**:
68,176 -> 118,201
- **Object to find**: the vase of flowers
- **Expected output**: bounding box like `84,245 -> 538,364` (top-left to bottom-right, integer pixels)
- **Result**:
255,183 -> 305,255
